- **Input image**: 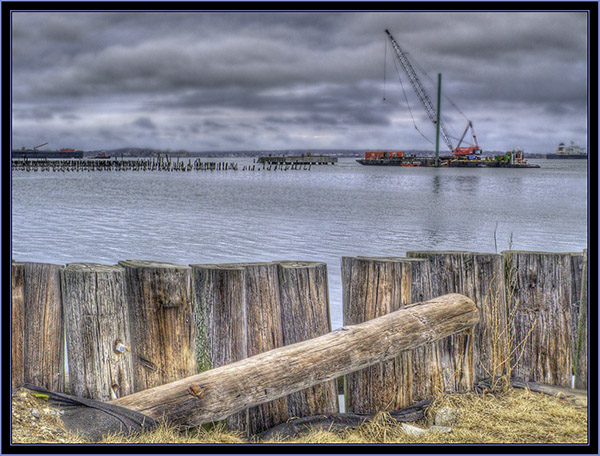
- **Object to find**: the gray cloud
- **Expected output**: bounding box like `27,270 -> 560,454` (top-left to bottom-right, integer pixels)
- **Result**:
10,10 -> 588,153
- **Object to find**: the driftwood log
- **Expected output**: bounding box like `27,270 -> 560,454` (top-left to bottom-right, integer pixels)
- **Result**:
61,263 -> 134,400
112,293 -> 479,428
11,262 -> 64,392
119,260 -> 196,392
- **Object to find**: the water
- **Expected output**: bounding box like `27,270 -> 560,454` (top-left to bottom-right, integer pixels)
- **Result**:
11,157 -> 588,329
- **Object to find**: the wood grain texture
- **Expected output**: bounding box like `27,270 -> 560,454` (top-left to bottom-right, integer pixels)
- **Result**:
342,257 -> 414,413
502,251 -> 573,387
61,263 -> 134,400
119,260 -> 196,392
191,263 -> 248,431
574,249 -> 587,389
407,251 -> 506,385
112,293 -> 480,428
569,252 -> 584,370
277,261 -> 338,419
242,262 -> 288,435
13,262 -> 65,392
11,263 -> 25,390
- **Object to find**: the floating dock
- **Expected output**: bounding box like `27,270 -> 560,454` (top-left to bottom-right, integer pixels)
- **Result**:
257,154 -> 337,165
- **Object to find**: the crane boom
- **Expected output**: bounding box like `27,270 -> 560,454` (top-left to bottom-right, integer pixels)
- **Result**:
385,30 -> 454,152
33,142 -> 48,150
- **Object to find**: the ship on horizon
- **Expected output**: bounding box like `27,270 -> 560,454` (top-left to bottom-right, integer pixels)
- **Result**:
547,142 -> 587,159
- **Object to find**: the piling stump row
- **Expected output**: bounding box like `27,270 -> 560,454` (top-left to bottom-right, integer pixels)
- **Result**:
11,157 -> 315,173
11,249 -> 588,434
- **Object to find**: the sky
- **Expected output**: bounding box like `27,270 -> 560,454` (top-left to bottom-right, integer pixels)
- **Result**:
10,9 -> 589,154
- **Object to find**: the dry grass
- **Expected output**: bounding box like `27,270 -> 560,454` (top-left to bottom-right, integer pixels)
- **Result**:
11,387 -> 587,445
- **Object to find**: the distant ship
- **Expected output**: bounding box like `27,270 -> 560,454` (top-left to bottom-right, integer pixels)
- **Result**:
547,142 -> 587,159
12,147 -> 84,159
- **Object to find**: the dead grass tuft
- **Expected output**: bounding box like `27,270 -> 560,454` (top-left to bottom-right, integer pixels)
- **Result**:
11,388 -> 587,445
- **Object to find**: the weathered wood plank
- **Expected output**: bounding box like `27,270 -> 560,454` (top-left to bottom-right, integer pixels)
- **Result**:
11,263 -> 25,390
574,249 -> 587,389
277,261 -> 338,418
112,293 -> 480,428
191,263 -> 248,431
242,262 -> 288,435
14,262 -> 65,392
407,251 -> 507,385
61,263 -> 134,400
342,257 -> 414,413
502,251 -> 573,387
119,260 -> 196,392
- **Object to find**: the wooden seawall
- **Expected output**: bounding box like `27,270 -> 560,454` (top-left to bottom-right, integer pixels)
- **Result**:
11,250 -> 588,433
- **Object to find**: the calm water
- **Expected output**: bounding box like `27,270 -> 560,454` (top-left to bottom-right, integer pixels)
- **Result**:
11,157 -> 588,329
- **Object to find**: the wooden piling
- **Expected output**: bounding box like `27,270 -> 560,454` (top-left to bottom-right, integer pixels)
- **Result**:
407,251 -> 507,387
191,263 -> 248,431
242,262 -> 288,435
574,249 -> 588,389
502,251 -> 574,387
276,261 -> 338,418
119,260 -> 196,392
341,257 -> 414,413
11,263 -> 25,390
11,262 -> 64,392
60,263 -> 134,400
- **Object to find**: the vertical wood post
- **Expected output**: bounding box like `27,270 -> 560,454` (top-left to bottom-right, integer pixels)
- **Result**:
119,260 -> 196,392
276,261 -> 338,418
242,262 -> 288,435
574,249 -> 588,389
407,251 -> 507,386
569,252 -> 584,371
61,263 -> 134,400
191,263 -> 248,431
341,257 -> 413,413
11,263 -> 25,390
11,262 -> 64,392
502,251 -> 573,387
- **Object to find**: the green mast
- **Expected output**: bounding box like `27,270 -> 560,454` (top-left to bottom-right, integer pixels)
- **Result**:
435,73 -> 442,167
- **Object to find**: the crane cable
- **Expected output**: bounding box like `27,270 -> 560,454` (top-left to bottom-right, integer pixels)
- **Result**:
390,48 -> 435,146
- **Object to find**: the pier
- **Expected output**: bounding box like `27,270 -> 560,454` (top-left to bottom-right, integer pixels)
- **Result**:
257,154 -> 337,165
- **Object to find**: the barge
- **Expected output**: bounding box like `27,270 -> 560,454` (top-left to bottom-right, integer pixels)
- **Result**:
12,147 -> 84,159
357,149 -> 540,168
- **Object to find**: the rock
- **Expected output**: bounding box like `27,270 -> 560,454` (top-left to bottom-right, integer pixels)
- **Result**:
30,408 -> 41,419
429,425 -> 452,433
434,406 -> 459,427
401,423 -> 428,436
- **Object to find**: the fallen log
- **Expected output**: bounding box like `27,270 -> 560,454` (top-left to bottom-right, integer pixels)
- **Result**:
112,293 -> 479,428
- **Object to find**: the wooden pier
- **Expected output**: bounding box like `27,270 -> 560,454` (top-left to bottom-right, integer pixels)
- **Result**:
257,154 -> 337,165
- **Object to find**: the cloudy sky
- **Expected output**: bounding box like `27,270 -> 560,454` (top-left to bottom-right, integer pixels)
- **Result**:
11,9 -> 588,154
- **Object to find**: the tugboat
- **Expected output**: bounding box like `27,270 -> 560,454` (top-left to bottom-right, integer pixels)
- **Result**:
547,142 -> 587,159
